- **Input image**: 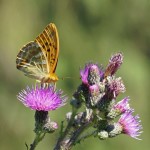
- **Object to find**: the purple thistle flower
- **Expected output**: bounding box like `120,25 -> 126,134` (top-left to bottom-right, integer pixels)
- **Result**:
108,77 -> 126,98
113,97 -> 131,113
80,64 -> 90,85
17,85 -> 67,111
107,97 -> 131,119
118,111 -> 142,140
80,63 -> 103,85
104,52 -> 123,77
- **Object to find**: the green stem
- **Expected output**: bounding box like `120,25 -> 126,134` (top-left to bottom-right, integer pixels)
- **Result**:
65,122 -> 92,149
76,130 -> 97,144
30,132 -> 46,150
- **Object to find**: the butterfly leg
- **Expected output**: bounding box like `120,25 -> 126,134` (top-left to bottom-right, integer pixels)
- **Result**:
34,80 -> 41,89
54,82 -> 57,90
40,82 -> 49,89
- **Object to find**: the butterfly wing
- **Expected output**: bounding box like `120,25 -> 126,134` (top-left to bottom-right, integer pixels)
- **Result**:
35,23 -> 59,74
16,41 -> 48,80
16,23 -> 59,82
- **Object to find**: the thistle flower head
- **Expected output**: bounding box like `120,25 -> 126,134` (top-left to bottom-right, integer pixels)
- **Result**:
118,111 -> 142,140
113,97 -> 131,113
108,77 -> 126,98
80,63 -> 103,85
17,85 -> 67,111
107,97 -> 131,119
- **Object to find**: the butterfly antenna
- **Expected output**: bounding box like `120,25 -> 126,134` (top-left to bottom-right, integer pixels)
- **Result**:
59,76 -> 80,80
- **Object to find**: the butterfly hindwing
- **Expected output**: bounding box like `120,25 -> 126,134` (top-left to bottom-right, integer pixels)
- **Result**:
16,42 -> 48,80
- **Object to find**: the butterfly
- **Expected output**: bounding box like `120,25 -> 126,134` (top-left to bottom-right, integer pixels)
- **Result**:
16,23 -> 59,83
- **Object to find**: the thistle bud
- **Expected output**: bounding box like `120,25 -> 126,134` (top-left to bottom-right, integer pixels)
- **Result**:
98,130 -> 109,140
43,121 -> 58,133
88,65 -> 101,85
104,52 -> 123,77
107,123 -> 122,138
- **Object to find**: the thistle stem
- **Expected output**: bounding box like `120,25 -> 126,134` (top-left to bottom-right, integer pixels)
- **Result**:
30,132 -> 46,150
76,130 -> 97,144
64,122 -> 91,149
53,107 -> 77,150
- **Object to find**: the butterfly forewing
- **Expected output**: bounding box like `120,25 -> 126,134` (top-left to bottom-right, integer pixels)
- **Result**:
16,23 -> 59,83
35,23 -> 59,74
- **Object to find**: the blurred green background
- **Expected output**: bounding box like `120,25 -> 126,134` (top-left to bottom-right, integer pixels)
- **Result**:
0,0 -> 149,149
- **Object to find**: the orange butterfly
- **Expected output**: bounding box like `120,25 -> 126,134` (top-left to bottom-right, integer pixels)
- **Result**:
16,23 -> 59,83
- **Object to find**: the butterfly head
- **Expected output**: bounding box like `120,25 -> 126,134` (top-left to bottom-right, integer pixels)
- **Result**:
49,73 -> 59,82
